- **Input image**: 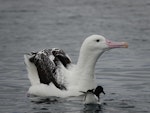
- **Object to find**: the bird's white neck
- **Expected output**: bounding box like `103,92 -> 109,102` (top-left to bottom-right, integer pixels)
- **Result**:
76,48 -> 104,79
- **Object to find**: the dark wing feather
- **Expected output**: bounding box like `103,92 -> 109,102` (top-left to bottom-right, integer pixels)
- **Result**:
30,53 -> 55,85
28,48 -> 71,90
52,49 -> 71,67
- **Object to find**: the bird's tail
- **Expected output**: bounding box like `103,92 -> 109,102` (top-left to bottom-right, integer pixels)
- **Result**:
24,54 -> 40,85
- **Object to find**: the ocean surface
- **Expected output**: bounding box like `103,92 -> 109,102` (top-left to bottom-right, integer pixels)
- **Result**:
0,0 -> 150,113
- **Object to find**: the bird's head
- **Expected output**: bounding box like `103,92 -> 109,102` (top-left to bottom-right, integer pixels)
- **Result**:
81,35 -> 128,55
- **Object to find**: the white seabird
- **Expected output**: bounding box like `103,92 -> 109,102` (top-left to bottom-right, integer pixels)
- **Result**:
24,35 -> 128,97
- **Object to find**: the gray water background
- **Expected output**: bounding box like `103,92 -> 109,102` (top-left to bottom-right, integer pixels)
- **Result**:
0,0 -> 150,113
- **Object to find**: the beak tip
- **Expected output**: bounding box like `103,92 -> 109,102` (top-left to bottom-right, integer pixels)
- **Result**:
123,42 -> 128,48
103,91 -> 105,95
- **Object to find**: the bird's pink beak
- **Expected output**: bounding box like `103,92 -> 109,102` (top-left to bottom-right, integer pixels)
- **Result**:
106,39 -> 128,49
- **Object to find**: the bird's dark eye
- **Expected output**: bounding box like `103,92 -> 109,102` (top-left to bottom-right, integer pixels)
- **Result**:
96,39 -> 100,42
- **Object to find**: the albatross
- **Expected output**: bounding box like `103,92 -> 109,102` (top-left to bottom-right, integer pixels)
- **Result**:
24,35 -> 128,97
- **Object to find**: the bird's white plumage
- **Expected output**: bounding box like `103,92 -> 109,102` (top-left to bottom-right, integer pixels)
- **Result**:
24,55 -> 40,85
84,93 -> 99,104
24,35 -> 128,97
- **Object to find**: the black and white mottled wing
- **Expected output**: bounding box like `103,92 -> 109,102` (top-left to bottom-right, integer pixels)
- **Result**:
25,48 -> 71,90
